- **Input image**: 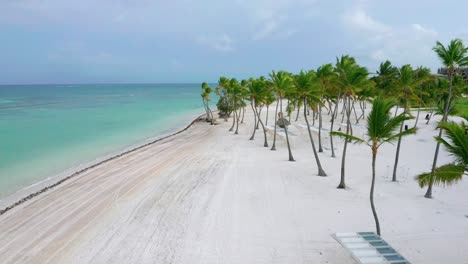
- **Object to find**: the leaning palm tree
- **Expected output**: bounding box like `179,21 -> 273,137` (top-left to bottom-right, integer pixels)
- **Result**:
391,65 -> 428,182
426,39 -> 468,198
293,70 -> 327,176
374,60 -> 398,95
247,77 -> 269,147
316,64 -> 335,153
331,96 -> 416,236
215,77 -> 231,121
269,70 -> 294,151
201,82 -> 214,125
334,55 -> 372,188
417,121 -> 467,191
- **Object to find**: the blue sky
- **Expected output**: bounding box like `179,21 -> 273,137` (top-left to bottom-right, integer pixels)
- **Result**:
1,0 -> 467,84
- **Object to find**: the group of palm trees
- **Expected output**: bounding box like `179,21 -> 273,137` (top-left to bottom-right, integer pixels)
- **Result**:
201,39 -> 468,235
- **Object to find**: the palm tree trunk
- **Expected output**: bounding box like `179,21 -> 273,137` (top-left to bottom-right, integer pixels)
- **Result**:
284,124 -> 295,162
318,104 -> 323,152
234,108 -> 240,134
371,146 -> 381,236
340,98 -> 347,124
256,106 -> 262,129
229,100 -> 236,131
352,101 -> 359,124
304,98 -> 327,176
426,73 -> 454,198
202,99 -> 209,121
330,91 -> 341,158
266,105 -> 269,126
394,104 -> 399,117
392,121 -> 404,182
392,91 -> 408,182
295,104 -> 300,121
414,102 -> 421,128
249,102 -> 257,140
271,99 -> 280,151
338,96 -> 352,189
241,107 -> 245,123
254,104 -> 268,147
426,107 -> 433,125
224,96 -> 229,121
207,104 -> 214,125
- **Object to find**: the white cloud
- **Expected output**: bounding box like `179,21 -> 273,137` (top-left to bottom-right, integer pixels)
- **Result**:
343,7 -> 392,37
343,2 -> 440,70
411,24 -> 438,37
197,34 -> 235,52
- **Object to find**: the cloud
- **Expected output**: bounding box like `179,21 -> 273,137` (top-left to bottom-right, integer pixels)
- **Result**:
412,24 -> 438,37
197,34 -> 235,52
343,7 -> 392,39
342,2 -> 440,70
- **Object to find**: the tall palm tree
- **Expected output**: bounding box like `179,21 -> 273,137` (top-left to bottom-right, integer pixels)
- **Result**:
269,70 -> 294,151
201,82 -> 214,125
391,65 -> 428,182
264,92 -> 276,126
331,96 -> 416,236
417,121 -> 467,190
231,80 -> 245,134
323,74 -> 340,158
293,70 -> 327,176
413,66 -> 433,128
374,60 -> 398,95
316,64 -> 334,153
247,77 -> 269,147
334,55 -> 372,189
228,78 -> 239,132
216,77 -> 231,121
426,39 -> 468,198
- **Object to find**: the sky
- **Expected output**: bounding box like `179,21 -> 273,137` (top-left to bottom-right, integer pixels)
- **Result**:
0,0 -> 467,84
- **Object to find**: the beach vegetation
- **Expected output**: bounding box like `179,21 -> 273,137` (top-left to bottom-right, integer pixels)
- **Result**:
331,96 -> 416,235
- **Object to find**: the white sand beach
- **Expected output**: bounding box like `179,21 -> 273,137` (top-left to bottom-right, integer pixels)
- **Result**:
0,104 -> 467,264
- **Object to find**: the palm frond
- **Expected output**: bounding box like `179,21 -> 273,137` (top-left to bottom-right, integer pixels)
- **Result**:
330,131 -> 366,144
435,121 -> 468,165
379,127 -> 417,147
416,163 -> 465,188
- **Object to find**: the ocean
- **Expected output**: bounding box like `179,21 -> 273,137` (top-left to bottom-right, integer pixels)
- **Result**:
0,83 -> 210,198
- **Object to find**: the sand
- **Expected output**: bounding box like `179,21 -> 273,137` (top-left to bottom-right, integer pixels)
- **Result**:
0,103 -> 467,264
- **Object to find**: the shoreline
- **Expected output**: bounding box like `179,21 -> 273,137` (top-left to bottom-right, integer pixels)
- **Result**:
0,111 -> 208,216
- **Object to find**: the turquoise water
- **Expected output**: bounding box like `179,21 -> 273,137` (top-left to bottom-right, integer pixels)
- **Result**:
0,84 -> 208,197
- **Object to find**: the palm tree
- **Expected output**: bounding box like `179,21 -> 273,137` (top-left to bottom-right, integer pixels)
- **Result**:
412,67 -> 433,128
417,121 -> 467,191
334,55 -> 372,189
323,75 -> 340,158
231,80 -> 245,134
201,82 -> 214,125
293,70 -> 327,176
331,96 -> 416,236
269,71 -> 294,151
247,77 -> 269,147
391,65 -> 428,182
316,64 -> 334,153
426,39 -> 468,198
264,87 -> 276,126
374,60 -> 398,95
228,78 -> 239,132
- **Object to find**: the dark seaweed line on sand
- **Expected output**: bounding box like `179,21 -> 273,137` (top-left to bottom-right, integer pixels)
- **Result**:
0,113 -> 207,216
